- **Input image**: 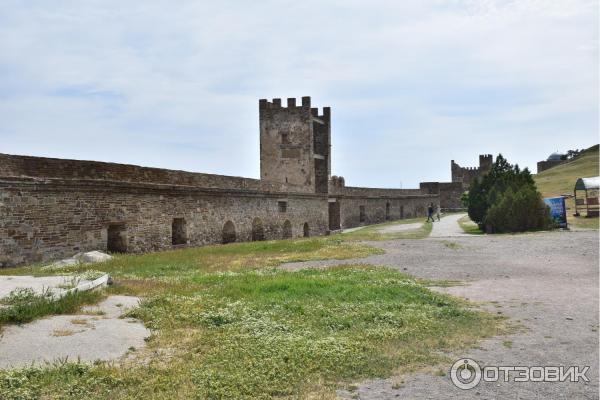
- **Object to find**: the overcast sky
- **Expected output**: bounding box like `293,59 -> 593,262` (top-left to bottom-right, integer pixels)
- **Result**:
0,1 -> 597,188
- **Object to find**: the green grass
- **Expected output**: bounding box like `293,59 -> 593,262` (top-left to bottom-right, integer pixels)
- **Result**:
457,215 -> 484,235
0,224 -> 504,398
0,237 -> 381,280
339,218 -> 433,241
0,288 -> 104,330
0,266 -> 504,399
534,144 -> 599,230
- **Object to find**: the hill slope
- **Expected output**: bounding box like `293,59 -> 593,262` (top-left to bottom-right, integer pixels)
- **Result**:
534,144 -> 599,229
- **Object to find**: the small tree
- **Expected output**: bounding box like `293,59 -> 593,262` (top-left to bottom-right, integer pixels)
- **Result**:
466,154 -> 552,233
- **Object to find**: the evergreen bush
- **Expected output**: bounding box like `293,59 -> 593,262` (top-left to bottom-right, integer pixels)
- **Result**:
466,155 -> 552,233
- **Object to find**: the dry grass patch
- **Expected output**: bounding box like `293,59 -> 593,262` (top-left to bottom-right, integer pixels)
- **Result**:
51,329 -> 77,337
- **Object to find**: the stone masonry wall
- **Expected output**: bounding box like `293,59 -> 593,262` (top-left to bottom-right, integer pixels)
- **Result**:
537,160 -> 564,173
0,178 -> 327,267
327,179 -> 438,229
419,182 -> 464,210
0,153 -> 308,194
336,195 -> 435,229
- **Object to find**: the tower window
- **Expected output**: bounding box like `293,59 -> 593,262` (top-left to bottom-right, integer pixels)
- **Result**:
278,201 -> 288,213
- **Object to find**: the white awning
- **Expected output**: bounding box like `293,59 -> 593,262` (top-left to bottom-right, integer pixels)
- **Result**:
574,176 -> 600,191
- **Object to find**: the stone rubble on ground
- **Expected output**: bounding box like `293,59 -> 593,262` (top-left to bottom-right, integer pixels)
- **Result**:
45,250 -> 113,270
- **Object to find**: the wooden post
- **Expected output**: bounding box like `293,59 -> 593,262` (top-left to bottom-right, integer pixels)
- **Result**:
585,189 -> 589,217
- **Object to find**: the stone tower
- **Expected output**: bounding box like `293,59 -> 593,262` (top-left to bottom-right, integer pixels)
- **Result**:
479,154 -> 493,172
450,154 -> 493,188
259,96 -> 331,194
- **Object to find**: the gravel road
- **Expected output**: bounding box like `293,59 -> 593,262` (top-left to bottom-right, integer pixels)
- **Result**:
283,222 -> 599,399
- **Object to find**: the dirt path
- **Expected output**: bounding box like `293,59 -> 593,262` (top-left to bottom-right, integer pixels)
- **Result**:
429,213 -> 471,237
0,296 -> 150,369
378,222 -> 422,233
282,230 -> 599,399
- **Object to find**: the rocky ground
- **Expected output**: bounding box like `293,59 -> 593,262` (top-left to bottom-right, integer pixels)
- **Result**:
284,216 -> 599,399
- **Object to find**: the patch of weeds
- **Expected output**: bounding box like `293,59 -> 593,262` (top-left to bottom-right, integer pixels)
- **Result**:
80,309 -> 106,316
77,270 -> 107,281
0,288 -> 104,328
442,241 -> 462,250
346,384 -> 359,391
502,340 -> 513,348
70,318 -> 92,327
0,362 -> 128,400
457,215 -> 484,235
52,329 -> 77,337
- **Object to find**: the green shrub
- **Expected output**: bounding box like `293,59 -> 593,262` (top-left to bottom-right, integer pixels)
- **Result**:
466,154 -> 552,233
485,187 -> 552,233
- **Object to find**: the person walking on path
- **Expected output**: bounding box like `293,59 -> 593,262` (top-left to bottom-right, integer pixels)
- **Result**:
426,203 -> 435,222
436,204 -> 441,221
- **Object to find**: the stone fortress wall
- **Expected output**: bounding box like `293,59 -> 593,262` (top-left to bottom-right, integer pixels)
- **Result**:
451,154 -> 493,188
537,160 -> 564,173
0,96 -> 441,267
0,157 -> 329,267
423,154 -> 493,210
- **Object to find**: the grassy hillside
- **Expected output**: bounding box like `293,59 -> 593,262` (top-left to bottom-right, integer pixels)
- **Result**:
534,144 -> 599,229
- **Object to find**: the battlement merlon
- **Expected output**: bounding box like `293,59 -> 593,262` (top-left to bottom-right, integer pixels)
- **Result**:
259,96 -> 311,110
259,97 -> 330,119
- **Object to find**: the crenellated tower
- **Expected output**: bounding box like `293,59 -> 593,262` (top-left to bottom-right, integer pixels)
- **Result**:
259,96 -> 331,194
451,154 -> 493,188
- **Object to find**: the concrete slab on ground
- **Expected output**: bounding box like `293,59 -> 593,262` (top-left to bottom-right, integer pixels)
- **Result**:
0,295 -> 150,369
0,275 -> 94,298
